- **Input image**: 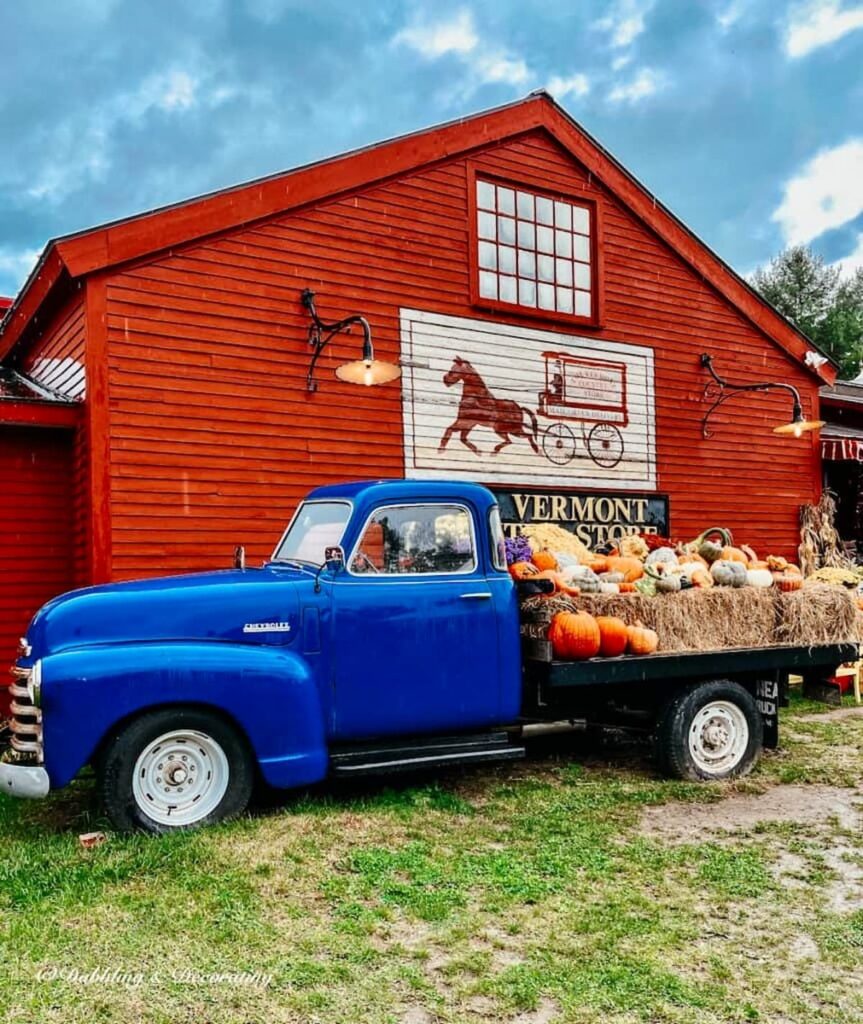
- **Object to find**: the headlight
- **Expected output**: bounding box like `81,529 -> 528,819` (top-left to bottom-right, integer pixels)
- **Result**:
27,660 -> 42,709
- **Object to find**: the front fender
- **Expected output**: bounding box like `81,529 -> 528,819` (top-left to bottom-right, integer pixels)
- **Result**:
40,642 -> 328,789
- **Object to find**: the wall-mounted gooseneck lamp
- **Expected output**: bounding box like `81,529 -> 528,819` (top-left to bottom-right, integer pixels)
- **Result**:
700,353 -> 825,439
302,289 -> 402,392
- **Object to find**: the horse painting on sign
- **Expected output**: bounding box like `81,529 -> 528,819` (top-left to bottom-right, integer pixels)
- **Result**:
439,357 -> 540,456
401,308 -> 657,491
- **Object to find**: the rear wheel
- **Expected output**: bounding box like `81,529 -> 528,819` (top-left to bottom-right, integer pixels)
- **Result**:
99,708 -> 254,834
656,680 -> 762,781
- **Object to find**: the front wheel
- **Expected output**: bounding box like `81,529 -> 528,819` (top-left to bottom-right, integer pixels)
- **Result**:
99,708 -> 254,834
655,680 -> 763,781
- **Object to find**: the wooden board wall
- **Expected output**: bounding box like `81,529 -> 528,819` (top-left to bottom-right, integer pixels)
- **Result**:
102,129 -> 819,578
0,428 -> 75,704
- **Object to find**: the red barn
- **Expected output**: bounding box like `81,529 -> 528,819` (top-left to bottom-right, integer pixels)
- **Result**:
0,93 -> 834,688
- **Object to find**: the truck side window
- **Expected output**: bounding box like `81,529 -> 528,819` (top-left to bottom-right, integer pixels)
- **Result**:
351,504 -> 476,575
488,506 -> 507,572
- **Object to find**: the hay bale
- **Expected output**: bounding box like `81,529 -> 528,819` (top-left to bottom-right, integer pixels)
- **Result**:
521,583 -> 862,653
774,584 -> 861,646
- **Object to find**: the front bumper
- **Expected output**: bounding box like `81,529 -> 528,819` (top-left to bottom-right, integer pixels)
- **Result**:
0,760 -> 49,799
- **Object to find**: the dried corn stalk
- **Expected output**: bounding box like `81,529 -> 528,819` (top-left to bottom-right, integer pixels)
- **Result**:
798,489 -> 853,576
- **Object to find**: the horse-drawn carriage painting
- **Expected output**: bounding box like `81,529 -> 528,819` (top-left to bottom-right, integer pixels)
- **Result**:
401,308 -> 656,490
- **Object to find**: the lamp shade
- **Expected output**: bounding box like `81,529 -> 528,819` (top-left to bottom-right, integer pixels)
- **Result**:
335,358 -> 402,387
773,417 -> 825,437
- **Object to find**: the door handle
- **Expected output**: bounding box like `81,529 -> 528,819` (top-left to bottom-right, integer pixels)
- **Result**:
460,592 -> 492,600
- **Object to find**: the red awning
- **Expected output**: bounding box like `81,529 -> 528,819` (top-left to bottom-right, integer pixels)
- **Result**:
822,437 -> 863,461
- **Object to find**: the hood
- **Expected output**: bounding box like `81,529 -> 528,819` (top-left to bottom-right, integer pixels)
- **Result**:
25,564 -> 312,657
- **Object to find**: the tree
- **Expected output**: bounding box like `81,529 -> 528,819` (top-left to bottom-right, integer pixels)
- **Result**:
750,245 -> 863,380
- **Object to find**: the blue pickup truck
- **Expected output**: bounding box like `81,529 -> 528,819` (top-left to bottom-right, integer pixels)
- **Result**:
1,479 -> 856,833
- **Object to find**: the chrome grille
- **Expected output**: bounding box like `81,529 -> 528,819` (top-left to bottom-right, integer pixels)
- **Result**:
8,665 -> 42,761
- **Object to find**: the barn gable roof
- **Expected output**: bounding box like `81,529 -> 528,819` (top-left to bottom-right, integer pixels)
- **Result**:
0,92 -> 836,383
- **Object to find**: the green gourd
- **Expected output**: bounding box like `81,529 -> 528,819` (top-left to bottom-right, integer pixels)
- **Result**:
695,527 -> 734,564
710,559 -> 747,587
654,573 -> 682,594
644,563 -> 683,594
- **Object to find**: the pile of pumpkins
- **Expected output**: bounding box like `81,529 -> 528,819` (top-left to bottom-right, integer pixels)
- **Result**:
549,611 -> 658,660
509,527 -> 804,598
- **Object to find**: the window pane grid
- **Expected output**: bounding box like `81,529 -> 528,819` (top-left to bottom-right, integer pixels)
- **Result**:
476,180 -> 592,318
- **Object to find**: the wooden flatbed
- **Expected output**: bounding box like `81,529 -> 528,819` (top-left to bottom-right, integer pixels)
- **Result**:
525,640 -> 860,688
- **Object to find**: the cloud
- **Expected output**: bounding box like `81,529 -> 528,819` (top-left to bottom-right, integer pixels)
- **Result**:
594,0 -> 654,48
392,9 -> 478,58
831,233 -> 863,277
546,72 -> 590,100
0,248 -> 41,294
392,8 -> 533,97
772,139 -> 863,245
785,0 -> 863,57
611,54 -> 632,71
717,0 -> 745,30
475,52 -> 530,87
23,61 -> 233,204
608,67 -> 665,103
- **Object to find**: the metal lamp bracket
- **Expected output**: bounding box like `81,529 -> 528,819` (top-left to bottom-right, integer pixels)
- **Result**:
302,289 -> 373,392
699,353 -> 803,439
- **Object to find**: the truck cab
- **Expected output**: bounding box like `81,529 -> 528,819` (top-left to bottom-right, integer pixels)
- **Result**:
1,480 -> 523,833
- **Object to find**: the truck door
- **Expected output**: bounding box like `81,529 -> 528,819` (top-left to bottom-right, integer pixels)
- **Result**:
330,501 -> 503,739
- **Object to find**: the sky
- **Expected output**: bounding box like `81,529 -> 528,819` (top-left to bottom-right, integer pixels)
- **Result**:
1,0 -> 862,299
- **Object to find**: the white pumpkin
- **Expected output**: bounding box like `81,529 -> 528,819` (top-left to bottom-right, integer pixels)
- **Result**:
746,568 -> 774,588
677,561 -> 707,577
598,581 -> 620,595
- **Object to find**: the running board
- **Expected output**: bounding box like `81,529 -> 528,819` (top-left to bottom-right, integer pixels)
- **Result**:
329,731 -> 525,776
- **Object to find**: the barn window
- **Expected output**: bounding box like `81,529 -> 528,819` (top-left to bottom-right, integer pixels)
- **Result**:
474,178 -> 595,321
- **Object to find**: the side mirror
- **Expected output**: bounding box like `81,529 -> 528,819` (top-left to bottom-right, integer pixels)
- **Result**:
233,545 -> 246,570
324,545 -> 345,573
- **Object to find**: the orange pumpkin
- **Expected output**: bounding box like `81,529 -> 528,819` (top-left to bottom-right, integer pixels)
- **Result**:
626,621 -> 659,656
532,549 -> 559,572
618,582 -> 637,593
605,556 -> 645,583
721,546 -> 749,564
596,616 -> 628,657
775,573 -> 803,592
509,561 -> 538,581
741,544 -> 759,564
785,563 -> 802,576
748,560 -> 770,571
548,611 -> 601,660
586,555 -> 609,574
690,568 -> 714,588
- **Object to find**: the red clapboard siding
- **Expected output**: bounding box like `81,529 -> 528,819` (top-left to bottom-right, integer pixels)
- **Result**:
0,429 -> 75,711
101,129 -> 819,580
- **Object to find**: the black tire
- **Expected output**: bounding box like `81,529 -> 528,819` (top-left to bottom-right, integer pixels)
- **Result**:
655,680 -> 763,782
99,707 -> 254,834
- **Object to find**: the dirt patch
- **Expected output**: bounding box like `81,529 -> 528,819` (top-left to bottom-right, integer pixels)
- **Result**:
639,785 -> 863,841
511,998 -> 560,1024
793,706 -> 863,724
823,838 -> 863,912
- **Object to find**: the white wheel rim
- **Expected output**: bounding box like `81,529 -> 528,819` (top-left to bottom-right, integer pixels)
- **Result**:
132,729 -> 230,826
688,700 -> 749,776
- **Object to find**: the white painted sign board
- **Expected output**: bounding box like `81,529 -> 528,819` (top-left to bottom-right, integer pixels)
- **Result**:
400,309 -> 656,490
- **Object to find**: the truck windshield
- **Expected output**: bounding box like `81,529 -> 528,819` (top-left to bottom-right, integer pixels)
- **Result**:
273,501 -> 352,564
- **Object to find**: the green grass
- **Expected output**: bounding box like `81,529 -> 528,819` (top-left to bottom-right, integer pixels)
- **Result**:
2,694 -> 863,1022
